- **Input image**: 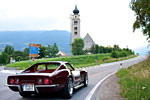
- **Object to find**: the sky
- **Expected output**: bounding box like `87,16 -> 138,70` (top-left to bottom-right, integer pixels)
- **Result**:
0,0 -> 149,52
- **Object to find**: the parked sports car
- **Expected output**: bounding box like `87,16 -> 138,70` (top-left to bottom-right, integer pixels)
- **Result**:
6,61 -> 88,98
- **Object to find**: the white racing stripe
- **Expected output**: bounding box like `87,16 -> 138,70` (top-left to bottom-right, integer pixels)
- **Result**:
85,71 -> 117,100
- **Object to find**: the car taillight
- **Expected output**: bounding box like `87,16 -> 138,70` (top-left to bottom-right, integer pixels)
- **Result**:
15,78 -> 19,84
10,78 -> 14,84
37,78 -> 43,84
44,78 -> 49,84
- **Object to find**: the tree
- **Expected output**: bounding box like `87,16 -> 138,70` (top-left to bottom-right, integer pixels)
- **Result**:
72,38 -> 84,55
16,56 -> 23,61
99,46 -> 104,53
130,0 -> 150,40
23,48 -> 29,60
38,46 -> 47,58
13,51 -> 24,61
113,44 -> 120,51
95,44 -> 99,54
46,45 -> 52,58
111,51 -> 119,58
0,52 -> 9,64
51,43 -> 59,57
89,45 -> 95,54
4,45 -> 14,55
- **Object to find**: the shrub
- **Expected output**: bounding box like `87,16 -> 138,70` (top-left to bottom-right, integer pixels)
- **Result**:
111,51 -> 119,58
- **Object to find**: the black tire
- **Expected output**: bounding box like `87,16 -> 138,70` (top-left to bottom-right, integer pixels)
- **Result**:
83,74 -> 88,87
62,77 -> 73,99
19,92 -> 31,98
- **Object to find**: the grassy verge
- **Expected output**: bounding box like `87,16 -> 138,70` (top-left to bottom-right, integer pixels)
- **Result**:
117,56 -> 150,100
6,53 -> 136,70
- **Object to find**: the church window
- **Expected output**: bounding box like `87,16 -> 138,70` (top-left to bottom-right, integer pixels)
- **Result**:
74,32 -> 77,35
74,27 -> 77,30
74,21 -> 78,25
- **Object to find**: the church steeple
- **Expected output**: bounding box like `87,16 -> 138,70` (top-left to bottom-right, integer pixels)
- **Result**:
70,5 -> 80,55
73,5 -> 79,15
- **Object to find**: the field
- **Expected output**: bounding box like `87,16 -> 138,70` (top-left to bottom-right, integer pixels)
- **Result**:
117,56 -> 150,100
6,53 -> 136,70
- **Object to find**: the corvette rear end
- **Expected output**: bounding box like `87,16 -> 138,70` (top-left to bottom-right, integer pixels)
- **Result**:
6,61 -> 88,99
7,74 -> 62,94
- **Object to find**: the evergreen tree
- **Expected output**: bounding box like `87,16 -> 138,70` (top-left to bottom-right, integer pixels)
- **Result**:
95,44 -> 99,54
46,45 -> 52,58
23,48 -> 29,60
52,43 -> 59,57
4,45 -> 14,55
38,46 -> 47,58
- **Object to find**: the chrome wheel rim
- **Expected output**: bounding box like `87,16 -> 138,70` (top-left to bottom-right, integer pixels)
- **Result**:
68,79 -> 73,95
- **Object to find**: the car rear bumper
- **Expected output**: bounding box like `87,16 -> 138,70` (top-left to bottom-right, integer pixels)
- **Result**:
5,84 -> 61,93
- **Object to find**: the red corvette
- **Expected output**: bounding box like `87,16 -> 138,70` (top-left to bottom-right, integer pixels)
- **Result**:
6,61 -> 88,98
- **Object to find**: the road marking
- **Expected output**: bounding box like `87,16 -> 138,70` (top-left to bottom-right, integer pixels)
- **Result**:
85,71 -> 117,100
0,70 -> 23,74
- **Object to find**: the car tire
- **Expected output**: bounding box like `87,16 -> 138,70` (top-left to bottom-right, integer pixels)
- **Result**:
83,74 -> 88,87
19,92 -> 31,98
62,77 -> 73,99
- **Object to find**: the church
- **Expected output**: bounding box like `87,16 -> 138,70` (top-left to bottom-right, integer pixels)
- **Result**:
70,5 -> 95,54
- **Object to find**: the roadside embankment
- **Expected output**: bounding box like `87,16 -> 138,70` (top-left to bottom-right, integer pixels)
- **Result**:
5,54 -> 136,70
116,56 -> 150,100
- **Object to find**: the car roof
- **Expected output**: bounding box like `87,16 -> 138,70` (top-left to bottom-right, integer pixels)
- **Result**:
35,61 -> 69,64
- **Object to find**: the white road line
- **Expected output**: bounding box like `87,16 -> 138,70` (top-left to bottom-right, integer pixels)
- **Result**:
0,70 -> 23,74
85,71 -> 117,100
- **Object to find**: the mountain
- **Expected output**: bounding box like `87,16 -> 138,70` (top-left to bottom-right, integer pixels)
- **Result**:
134,45 -> 150,55
0,30 -> 70,55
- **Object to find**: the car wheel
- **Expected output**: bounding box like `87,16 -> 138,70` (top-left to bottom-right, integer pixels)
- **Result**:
83,74 -> 88,87
19,92 -> 31,98
62,77 -> 73,99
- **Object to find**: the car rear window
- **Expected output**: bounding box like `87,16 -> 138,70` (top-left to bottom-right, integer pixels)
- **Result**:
24,63 -> 61,73
47,63 -> 60,69
37,64 -> 46,71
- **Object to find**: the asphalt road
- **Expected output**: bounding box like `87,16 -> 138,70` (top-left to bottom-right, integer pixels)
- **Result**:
0,56 -> 146,100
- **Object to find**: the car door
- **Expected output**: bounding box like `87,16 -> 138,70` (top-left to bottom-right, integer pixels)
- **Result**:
65,63 -> 81,85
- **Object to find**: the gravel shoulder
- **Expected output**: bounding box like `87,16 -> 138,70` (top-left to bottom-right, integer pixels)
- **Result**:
97,74 -> 124,100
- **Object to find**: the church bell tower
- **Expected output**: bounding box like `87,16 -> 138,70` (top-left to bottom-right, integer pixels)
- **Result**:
71,5 -> 80,44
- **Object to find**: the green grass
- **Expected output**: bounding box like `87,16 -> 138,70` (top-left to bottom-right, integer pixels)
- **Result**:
6,53 -> 136,70
117,56 -> 150,100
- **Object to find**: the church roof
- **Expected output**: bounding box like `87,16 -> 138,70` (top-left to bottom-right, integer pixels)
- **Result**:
83,33 -> 95,44
73,5 -> 79,15
83,33 -> 95,50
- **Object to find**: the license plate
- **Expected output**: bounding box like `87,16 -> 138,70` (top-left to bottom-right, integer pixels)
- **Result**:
22,84 -> 34,91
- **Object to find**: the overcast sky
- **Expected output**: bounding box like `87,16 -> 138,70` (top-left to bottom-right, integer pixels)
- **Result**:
0,0 -> 149,50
